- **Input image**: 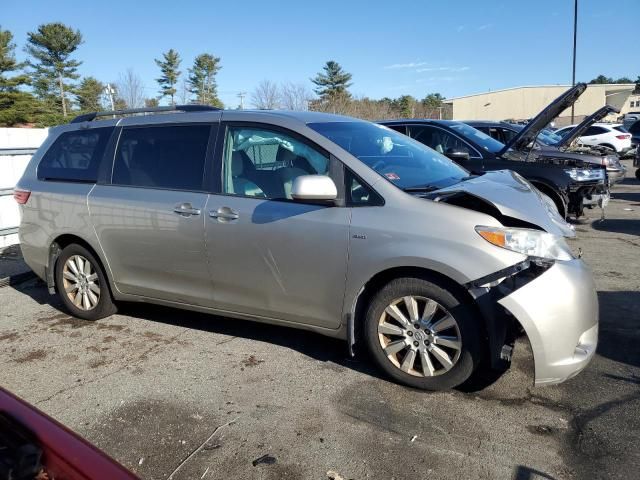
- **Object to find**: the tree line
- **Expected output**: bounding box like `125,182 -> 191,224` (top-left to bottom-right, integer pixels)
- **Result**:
4,22 -> 636,128
0,22 -> 450,126
588,74 -> 640,88
0,23 -> 223,126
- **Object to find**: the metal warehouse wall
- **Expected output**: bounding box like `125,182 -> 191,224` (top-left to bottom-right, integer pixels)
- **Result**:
446,84 -> 635,125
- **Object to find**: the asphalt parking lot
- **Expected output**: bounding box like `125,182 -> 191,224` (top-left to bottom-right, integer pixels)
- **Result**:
1,160 -> 638,480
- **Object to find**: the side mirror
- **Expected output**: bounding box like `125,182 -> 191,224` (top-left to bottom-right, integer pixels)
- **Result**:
290,175 -> 338,201
445,148 -> 470,161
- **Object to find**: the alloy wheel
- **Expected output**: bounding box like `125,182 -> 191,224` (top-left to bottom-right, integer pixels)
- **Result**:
62,255 -> 101,311
377,295 -> 462,377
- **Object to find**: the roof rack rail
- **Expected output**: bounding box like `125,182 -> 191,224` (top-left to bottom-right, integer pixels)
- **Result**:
70,104 -> 221,123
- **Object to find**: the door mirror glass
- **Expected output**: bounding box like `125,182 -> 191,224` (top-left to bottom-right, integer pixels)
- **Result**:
291,175 -> 337,201
445,148 -> 470,161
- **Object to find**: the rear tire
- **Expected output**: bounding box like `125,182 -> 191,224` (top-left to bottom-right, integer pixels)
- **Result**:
364,277 -> 481,391
635,168 -> 640,181
54,244 -> 117,321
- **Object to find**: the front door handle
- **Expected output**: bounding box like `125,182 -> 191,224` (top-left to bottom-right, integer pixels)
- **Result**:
173,203 -> 201,217
210,207 -> 239,222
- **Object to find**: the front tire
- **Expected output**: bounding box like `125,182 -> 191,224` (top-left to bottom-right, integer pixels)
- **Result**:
54,244 -> 117,321
364,277 -> 481,391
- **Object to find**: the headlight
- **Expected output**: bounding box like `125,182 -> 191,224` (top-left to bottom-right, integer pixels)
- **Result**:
566,168 -> 605,182
475,226 -> 574,261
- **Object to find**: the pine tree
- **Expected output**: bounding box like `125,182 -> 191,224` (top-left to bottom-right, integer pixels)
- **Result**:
155,49 -> 181,105
25,22 -> 83,117
421,93 -> 444,108
75,76 -> 104,112
0,26 -> 40,126
311,61 -> 353,101
188,53 -> 222,107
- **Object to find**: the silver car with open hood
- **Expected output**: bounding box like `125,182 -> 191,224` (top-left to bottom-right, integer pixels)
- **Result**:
15,106 -> 598,390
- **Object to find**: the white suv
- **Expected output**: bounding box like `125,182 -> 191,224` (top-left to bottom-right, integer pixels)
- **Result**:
555,123 -> 632,155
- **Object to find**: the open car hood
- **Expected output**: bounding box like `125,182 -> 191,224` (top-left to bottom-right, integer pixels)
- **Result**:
556,105 -> 620,149
430,170 -> 575,238
499,83 -> 587,155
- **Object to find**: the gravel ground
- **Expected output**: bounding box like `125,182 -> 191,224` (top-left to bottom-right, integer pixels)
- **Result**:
1,160 -> 638,480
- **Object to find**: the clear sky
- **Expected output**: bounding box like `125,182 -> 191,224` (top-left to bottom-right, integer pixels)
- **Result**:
4,0 -> 638,108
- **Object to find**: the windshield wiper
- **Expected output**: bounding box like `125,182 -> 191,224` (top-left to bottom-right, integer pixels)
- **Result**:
403,185 -> 441,193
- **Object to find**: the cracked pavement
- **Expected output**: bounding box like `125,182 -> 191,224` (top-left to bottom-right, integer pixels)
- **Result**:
0,159 -> 638,479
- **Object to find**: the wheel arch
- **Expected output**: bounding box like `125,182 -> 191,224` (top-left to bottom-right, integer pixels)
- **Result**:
529,180 -> 567,218
47,234 -> 115,297
349,266 -> 488,355
598,143 -> 616,151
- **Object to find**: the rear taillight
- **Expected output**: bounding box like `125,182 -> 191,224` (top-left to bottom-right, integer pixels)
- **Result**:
616,134 -> 631,140
13,189 -> 31,205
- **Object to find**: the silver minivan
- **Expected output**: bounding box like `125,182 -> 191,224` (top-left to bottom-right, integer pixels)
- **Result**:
14,106 -> 598,390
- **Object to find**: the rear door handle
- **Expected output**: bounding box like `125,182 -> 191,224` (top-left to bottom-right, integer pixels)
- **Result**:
209,207 -> 239,221
173,203 -> 201,217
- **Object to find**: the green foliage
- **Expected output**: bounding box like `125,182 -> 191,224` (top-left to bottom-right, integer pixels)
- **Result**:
25,22 -> 83,117
188,53 -> 223,107
75,76 -> 104,112
0,91 -> 42,126
588,74 -> 636,84
0,26 -> 29,91
421,93 -> 444,108
311,60 -> 353,100
0,26 -> 39,125
155,49 -> 181,105
396,95 -> 415,117
145,97 -> 159,108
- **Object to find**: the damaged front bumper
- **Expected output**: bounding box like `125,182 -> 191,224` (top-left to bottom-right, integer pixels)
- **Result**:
568,180 -> 607,216
470,258 -> 598,386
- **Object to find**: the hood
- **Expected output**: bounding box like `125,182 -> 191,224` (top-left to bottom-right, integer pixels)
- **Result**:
430,170 -> 575,238
499,83 -> 587,155
556,105 -> 620,149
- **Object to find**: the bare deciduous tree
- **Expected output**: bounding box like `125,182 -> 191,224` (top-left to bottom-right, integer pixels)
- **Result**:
251,80 -> 280,109
116,68 -> 145,108
280,82 -> 312,111
177,79 -> 190,104
310,94 -> 447,120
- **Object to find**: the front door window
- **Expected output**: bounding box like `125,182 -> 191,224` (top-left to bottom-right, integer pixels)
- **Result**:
222,126 -> 330,200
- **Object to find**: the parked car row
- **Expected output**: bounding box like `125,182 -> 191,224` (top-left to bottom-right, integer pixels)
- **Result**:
14,92 -> 600,392
381,83 -> 610,218
466,106 -> 627,186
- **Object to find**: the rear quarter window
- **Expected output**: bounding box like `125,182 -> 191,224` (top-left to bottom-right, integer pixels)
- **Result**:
38,128 -> 113,182
584,126 -> 608,136
112,124 -> 211,191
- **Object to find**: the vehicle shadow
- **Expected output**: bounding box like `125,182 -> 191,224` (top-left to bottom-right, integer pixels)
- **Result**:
14,283 -> 637,389
591,219 -> 640,236
619,175 -> 639,186
511,466 -> 557,480
11,279 -> 387,382
610,191 -> 640,203
596,291 -> 640,369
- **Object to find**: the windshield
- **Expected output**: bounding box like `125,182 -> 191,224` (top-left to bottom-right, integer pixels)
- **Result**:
538,128 -> 564,145
448,122 -> 505,153
308,121 -> 468,190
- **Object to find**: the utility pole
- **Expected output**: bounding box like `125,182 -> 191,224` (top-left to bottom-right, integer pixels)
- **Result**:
104,84 -> 116,110
571,0 -> 578,123
237,91 -> 246,110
